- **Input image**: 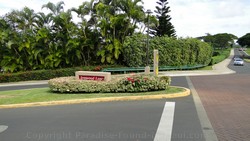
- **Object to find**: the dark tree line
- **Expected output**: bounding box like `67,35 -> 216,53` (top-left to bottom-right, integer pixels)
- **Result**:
237,33 -> 250,47
199,33 -> 238,49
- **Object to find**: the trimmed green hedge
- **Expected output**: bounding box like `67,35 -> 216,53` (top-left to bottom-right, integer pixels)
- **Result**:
0,68 -> 80,83
0,65 -> 119,83
123,34 -> 213,67
48,75 -> 171,93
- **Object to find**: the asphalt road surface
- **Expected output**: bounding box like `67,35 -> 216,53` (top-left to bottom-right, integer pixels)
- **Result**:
0,76 -> 204,141
229,48 -> 250,74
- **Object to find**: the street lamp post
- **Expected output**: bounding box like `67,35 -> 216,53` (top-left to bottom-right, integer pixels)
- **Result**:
145,9 -> 152,74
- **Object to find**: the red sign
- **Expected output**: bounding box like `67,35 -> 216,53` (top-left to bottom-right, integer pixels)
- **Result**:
79,75 -> 105,81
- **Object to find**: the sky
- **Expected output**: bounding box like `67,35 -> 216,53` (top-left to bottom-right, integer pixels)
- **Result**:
0,0 -> 249,38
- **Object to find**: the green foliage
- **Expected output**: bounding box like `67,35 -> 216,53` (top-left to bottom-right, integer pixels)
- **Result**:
0,65 -> 122,83
95,0 -> 144,64
123,34 -> 213,67
237,33 -> 250,47
0,0 -> 147,72
210,48 -> 231,65
122,33 -> 147,66
0,68 -> 79,83
48,74 -> 171,93
202,33 -> 237,49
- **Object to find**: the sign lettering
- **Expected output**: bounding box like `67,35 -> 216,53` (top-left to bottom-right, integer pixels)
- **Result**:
79,75 -> 105,81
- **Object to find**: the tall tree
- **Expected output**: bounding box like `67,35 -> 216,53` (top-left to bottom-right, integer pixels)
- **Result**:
42,1 -> 65,16
95,0 -> 145,64
71,0 -> 101,65
154,0 -> 176,37
202,33 -> 237,49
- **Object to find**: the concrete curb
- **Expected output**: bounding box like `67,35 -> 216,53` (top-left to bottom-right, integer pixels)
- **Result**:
0,86 -> 190,109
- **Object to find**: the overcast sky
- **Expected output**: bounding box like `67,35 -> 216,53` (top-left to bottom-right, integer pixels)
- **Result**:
0,0 -> 249,38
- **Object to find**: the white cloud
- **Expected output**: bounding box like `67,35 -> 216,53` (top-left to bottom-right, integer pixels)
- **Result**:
0,0 -> 83,14
166,0 -> 250,37
0,0 -> 249,38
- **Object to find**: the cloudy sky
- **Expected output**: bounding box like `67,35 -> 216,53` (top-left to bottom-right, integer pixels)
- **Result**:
0,0 -> 249,38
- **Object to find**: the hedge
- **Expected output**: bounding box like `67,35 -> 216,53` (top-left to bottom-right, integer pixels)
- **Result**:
123,34 -> 213,67
0,65 -> 117,83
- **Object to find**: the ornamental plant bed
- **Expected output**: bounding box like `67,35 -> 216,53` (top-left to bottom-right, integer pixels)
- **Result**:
48,74 -> 171,93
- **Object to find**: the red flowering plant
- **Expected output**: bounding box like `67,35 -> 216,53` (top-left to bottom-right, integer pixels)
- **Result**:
119,74 -> 170,92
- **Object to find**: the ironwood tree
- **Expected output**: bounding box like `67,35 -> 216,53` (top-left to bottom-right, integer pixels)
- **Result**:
154,0 -> 176,37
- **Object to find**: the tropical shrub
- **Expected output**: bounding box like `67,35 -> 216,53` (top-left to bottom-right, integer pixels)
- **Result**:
48,74 -> 171,93
0,1 -> 147,72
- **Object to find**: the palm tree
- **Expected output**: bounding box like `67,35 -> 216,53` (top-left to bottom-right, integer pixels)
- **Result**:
19,7 -> 37,31
119,0 -> 144,31
34,12 -> 53,29
42,1 -> 65,16
93,0 -> 144,64
0,14 -> 25,72
70,0 -> 103,65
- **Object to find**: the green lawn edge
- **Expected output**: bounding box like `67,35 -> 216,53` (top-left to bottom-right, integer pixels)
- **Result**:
0,86 -> 184,105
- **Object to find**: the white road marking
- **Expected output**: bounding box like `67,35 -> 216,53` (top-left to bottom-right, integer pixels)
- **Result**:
154,102 -> 175,141
0,125 -> 8,133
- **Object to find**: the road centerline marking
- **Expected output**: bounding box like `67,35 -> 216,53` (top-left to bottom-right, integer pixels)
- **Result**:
0,125 -> 8,133
154,102 -> 175,141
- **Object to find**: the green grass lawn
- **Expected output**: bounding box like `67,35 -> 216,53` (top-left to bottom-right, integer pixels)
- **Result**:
211,48 -> 231,65
244,59 -> 250,63
0,87 -> 184,105
245,49 -> 250,55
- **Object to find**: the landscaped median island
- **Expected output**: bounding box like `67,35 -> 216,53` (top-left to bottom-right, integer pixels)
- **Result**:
0,74 -> 190,108
48,74 -> 170,93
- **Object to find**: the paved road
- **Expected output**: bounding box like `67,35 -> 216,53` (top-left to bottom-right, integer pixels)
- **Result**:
190,49 -> 250,141
0,76 -> 205,141
0,100 -> 165,141
229,49 -> 250,74
0,84 -> 48,91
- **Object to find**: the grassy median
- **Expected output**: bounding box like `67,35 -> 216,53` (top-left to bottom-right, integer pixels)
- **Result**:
0,87 -> 185,105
